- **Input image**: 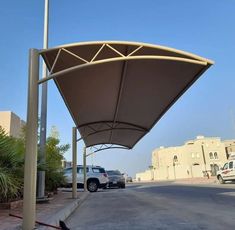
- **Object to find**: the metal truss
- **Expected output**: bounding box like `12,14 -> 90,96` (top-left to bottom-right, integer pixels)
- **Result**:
76,121 -> 147,143
38,42 -> 207,84
88,144 -> 130,154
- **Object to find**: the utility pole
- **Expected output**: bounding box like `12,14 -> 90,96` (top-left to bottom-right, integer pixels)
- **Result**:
37,0 -> 49,199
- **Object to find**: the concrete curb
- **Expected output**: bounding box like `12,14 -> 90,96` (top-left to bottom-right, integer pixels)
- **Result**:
38,192 -> 90,229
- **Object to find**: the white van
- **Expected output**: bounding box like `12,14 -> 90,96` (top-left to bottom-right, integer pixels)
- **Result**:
216,160 -> 235,184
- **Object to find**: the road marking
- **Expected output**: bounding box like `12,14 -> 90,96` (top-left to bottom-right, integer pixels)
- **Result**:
219,192 -> 235,196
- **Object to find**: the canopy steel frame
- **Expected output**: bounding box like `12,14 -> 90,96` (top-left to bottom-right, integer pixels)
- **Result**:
38,41 -> 211,85
90,144 -> 129,153
78,121 -> 148,131
77,121 -> 147,146
38,55 -> 207,84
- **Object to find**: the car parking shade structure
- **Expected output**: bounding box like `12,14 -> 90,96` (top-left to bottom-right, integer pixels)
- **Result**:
23,41 -> 213,229
40,41 -> 213,150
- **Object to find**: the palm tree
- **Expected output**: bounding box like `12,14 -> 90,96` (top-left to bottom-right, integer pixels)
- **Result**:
0,126 -> 24,202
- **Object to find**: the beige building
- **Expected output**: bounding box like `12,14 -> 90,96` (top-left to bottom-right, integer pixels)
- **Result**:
136,136 -> 234,181
223,139 -> 235,158
0,111 -> 25,138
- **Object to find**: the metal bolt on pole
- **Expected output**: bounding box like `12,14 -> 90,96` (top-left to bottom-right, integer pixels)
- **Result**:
72,127 -> 77,198
83,147 -> 87,192
22,49 -> 39,230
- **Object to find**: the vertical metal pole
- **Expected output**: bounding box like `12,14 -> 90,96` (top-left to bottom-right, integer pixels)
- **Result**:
22,49 -> 39,230
201,145 -> 207,175
83,147 -> 87,192
72,127 -> 77,198
38,0 -> 49,198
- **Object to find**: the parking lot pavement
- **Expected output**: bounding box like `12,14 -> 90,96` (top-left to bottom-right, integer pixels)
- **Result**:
0,189 -> 89,230
65,183 -> 235,230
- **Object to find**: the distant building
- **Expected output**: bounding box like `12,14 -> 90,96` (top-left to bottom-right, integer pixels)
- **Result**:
61,160 -> 72,168
136,136 -> 235,181
223,139 -> 235,158
0,111 -> 25,138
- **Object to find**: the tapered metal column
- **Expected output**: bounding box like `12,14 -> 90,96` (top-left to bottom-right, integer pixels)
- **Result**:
83,147 -> 87,192
72,127 -> 77,198
38,0 -> 49,199
22,49 -> 39,230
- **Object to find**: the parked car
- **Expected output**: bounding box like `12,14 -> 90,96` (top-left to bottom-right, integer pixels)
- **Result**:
126,176 -> 133,183
64,165 -> 109,192
106,170 -> 125,188
217,160 -> 235,184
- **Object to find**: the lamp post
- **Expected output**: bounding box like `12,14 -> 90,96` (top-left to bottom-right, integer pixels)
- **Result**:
38,0 -> 49,199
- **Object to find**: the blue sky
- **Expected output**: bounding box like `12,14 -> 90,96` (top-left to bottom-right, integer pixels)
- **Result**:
0,1 -> 235,177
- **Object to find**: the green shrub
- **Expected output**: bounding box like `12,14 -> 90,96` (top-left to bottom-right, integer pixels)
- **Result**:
0,127 -> 24,202
44,134 -> 70,193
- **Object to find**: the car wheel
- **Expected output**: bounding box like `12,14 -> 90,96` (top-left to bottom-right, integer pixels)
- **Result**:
218,175 -> 225,184
120,184 -> 125,189
87,180 -> 99,192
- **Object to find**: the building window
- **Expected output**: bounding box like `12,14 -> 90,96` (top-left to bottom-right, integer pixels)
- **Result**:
214,152 -> 218,159
229,161 -> 233,169
173,155 -> 178,162
196,153 -> 200,158
209,152 -> 213,159
192,153 -> 195,158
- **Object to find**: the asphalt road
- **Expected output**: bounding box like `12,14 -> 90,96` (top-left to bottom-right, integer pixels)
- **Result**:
65,182 -> 235,230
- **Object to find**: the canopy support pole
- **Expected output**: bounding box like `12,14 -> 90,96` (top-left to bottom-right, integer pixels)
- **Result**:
72,127 -> 77,198
83,147 -> 87,192
22,49 -> 39,230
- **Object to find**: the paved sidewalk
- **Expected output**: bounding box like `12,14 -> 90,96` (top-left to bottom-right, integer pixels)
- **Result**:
172,176 -> 217,184
133,177 -> 218,185
0,189 -> 89,230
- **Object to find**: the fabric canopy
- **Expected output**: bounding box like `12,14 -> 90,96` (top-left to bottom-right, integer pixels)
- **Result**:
40,41 -> 213,149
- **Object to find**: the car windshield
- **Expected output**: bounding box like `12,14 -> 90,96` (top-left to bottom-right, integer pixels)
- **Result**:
92,167 -> 105,173
107,170 -> 122,175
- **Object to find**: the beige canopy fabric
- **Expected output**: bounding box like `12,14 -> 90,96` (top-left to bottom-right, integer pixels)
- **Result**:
40,41 -> 213,149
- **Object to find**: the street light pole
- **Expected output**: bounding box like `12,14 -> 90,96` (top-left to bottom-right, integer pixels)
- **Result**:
38,0 -> 49,199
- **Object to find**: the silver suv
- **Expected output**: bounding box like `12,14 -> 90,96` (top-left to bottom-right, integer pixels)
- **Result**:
64,165 -> 109,192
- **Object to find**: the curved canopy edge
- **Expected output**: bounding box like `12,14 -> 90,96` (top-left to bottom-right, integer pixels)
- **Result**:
40,41 -> 213,149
